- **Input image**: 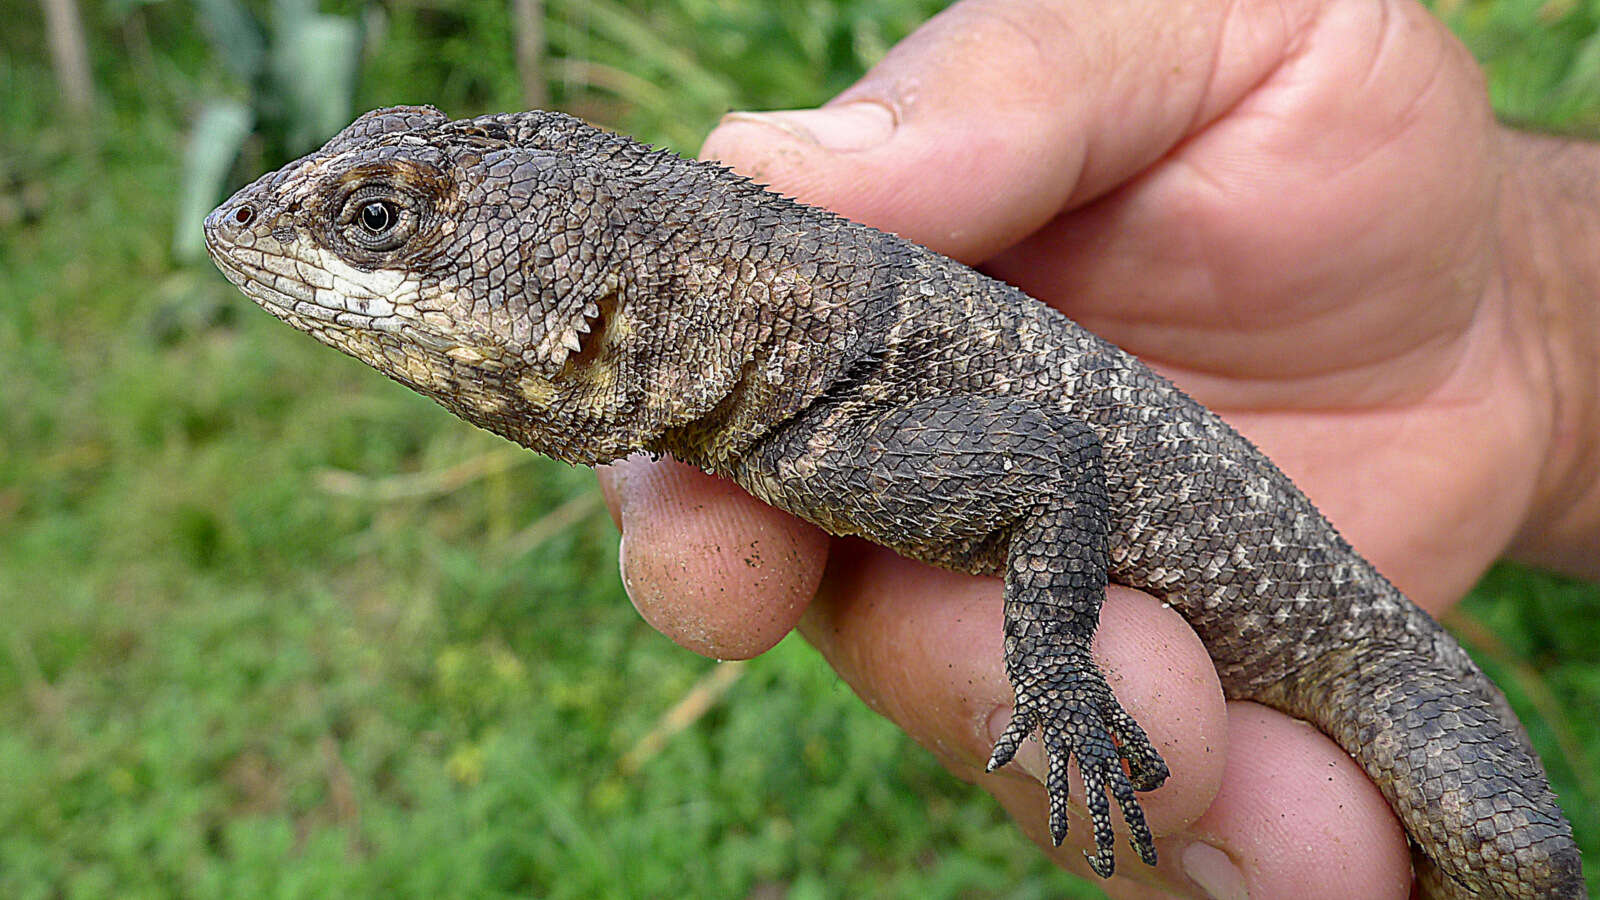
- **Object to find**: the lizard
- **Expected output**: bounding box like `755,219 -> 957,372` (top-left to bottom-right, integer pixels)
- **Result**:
202,105 -> 1586,899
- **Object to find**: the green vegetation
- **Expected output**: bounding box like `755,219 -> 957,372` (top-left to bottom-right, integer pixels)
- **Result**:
1,1 -> 1596,897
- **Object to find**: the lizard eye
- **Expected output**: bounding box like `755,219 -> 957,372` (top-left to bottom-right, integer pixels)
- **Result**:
338,189 -> 420,253
359,201 -> 394,234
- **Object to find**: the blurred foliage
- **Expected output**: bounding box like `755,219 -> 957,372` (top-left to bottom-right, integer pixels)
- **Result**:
1434,0 -> 1600,133
1,0 -> 1599,898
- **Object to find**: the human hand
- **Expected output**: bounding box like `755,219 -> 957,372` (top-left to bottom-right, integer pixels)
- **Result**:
600,1 -> 1586,895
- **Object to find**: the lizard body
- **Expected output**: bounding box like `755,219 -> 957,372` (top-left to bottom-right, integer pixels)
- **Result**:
204,106 -> 1585,898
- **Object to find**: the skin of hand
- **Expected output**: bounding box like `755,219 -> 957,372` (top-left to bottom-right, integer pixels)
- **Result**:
597,0 -> 1600,896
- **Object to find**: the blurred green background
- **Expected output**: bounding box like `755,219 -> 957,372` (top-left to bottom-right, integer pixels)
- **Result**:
2,1 -> 1598,897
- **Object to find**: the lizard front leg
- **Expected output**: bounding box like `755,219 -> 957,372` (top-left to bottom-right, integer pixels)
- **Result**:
726,393 -> 1168,876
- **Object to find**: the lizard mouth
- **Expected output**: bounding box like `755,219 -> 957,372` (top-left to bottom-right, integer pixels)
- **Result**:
204,230 -> 411,339
205,229 -> 465,362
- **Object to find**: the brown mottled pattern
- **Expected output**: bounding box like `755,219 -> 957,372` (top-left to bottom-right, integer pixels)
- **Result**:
204,107 -> 1584,899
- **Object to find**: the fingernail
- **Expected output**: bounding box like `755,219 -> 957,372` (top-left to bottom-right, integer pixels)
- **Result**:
616,530 -> 635,600
594,461 -> 627,531
722,101 -> 896,152
598,461 -> 637,593
1182,842 -> 1248,900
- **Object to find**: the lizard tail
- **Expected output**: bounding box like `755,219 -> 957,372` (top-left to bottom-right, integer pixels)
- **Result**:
1264,617 -> 1585,899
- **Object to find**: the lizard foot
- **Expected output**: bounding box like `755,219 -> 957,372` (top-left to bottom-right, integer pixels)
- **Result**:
987,641 -> 1167,877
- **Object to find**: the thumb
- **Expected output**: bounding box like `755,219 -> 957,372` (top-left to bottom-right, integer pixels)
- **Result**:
700,0 -> 1304,262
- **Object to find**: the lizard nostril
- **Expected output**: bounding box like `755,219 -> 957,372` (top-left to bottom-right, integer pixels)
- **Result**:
231,204 -> 255,226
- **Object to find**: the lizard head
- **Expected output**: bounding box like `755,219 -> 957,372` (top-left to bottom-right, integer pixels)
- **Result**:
203,106 -> 667,463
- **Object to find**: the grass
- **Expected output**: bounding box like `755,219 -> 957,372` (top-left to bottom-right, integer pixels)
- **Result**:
1,1 -> 1597,897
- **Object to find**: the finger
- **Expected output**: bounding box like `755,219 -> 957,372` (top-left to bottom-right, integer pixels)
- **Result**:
597,456 -> 828,659
991,703 -> 1411,899
801,540 -> 1228,847
700,0 -> 1310,261
982,0 -> 1494,383
1179,702 -> 1411,899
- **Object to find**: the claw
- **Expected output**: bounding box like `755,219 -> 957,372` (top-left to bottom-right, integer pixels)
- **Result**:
1106,701 -> 1171,791
1109,763 -> 1159,866
986,708 -> 1032,772
1127,758 -> 1170,793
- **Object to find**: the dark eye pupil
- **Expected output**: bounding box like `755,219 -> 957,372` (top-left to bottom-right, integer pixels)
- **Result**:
360,201 -> 392,233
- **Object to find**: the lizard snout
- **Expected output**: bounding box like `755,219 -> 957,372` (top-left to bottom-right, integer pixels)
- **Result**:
203,201 -> 259,249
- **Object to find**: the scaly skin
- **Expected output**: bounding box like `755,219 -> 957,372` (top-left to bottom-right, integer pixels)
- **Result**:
204,106 -> 1585,898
